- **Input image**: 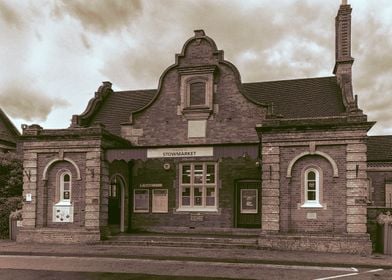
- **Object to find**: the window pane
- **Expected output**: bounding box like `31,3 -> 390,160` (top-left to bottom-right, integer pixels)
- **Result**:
206,165 -> 215,183
307,190 -> 316,201
190,82 -> 206,106
111,184 -> 117,197
64,174 -> 70,182
194,186 -> 203,206
182,165 -> 191,184
63,191 -> 70,200
307,181 -> 316,191
206,187 -> 215,206
194,164 -> 203,184
307,171 -> 316,180
182,187 -> 191,206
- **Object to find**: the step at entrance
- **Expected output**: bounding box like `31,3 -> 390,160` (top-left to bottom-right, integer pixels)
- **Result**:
103,233 -> 260,250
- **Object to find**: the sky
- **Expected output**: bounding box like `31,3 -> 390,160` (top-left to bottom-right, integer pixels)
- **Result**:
0,0 -> 391,135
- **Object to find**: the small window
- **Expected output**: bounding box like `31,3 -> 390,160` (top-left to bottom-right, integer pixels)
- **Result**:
189,82 -> 206,106
302,168 -> 322,208
59,172 -> 72,203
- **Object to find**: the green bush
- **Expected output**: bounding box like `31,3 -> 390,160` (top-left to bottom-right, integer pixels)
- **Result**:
0,152 -> 23,197
0,197 -> 22,239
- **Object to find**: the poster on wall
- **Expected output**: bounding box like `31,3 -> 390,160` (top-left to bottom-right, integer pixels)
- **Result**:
240,189 -> 258,214
152,189 -> 168,213
134,189 -> 149,213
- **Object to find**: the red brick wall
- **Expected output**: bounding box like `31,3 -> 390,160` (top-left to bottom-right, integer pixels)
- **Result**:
130,157 -> 260,230
368,171 -> 392,206
279,145 -> 347,234
36,153 -> 86,228
130,37 -> 266,146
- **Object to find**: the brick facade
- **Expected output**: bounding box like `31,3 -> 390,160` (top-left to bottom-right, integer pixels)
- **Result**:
130,157 -> 260,231
16,3 -> 389,255
257,126 -> 373,254
121,32 -> 266,147
17,126 -> 126,244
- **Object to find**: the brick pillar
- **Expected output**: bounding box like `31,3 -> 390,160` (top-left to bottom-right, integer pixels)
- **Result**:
346,143 -> 368,234
100,159 -> 109,228
21,152 -> 38,228
261,144 -> 280,232
84,150 -> 102,230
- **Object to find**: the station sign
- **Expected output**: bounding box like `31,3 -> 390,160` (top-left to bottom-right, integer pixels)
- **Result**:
147,147 -> 213,158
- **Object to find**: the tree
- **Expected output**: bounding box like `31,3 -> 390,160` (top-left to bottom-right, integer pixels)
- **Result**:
0,152 -> 23,197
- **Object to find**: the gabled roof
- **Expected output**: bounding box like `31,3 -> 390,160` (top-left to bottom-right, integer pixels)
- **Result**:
0,108 -> 20,147
367,136 -> 392,162
89,89 -> 156,136
242,76 -> 346,119
76,76 -> 347,136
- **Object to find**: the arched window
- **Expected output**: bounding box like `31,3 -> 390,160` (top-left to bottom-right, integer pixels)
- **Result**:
60,171 -> 72,203
302,168 -> 322,208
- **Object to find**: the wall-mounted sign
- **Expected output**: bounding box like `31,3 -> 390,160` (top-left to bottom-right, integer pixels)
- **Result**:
53,205 -> 74,223
152,189 -> 168,213
25,193 -> 32,202
190,213 -> 204,222
140,184 -> 163,188
147,147 -> 213,158
134,189 -> 149,213
240,189 -> 258,214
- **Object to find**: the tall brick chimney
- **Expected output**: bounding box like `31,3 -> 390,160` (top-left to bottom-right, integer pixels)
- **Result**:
333,0 -> 357,112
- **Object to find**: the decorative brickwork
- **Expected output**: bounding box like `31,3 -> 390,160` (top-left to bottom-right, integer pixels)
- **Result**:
17,126 -> 125,243
261,144 -> 280,232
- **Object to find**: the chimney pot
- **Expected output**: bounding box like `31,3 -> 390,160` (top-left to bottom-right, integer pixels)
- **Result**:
194,30 -> 205,37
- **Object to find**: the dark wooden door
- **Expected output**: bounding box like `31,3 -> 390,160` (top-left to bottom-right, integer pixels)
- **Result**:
108,182 -> 121,225
235,180 -> 261,228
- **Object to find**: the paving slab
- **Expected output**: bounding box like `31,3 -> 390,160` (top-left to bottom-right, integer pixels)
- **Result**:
0,240 -> 391,269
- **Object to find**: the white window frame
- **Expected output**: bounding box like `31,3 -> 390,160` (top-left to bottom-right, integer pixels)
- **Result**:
178,162 -> 218,212
58,171 -> 72,205
301,168 -> 323,208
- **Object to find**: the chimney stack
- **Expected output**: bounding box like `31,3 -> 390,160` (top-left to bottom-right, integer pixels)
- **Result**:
333,1 -> 357,112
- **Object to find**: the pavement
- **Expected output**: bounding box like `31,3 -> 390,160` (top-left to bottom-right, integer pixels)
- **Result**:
0,240 -> 392,270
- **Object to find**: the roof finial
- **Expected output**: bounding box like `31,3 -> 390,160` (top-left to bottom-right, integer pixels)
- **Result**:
342,0 -> 348,5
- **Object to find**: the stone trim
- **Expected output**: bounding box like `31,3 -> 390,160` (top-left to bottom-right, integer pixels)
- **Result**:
42,157 -> 82,181
286,151 -> 339,178
261,145 -> 280,232
258,233 -> 371,254
346,143 -> 368,234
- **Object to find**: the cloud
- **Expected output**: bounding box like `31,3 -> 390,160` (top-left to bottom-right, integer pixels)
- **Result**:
0,0 -> 391,134
0,1 -> 23,28
51,0 -> 142,33
0,85 -> 69,122
350,8 -> 392,134
99,0 -> 337,89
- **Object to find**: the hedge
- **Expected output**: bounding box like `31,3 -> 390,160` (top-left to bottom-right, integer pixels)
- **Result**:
0,196 -> 22,239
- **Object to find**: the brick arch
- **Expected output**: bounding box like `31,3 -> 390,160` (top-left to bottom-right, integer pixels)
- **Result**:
42,158 -> 81,181
286,151 -> 339,178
